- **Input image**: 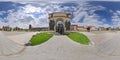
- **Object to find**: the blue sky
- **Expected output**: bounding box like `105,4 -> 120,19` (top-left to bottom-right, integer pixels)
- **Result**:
0,1 -> 120,28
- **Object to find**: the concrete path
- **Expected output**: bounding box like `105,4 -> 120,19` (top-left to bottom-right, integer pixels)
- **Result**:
96,31 -> 120,56
82,31 -> 120,56
81,31 -> 117,45
7,32 -> 38,45
0,31 -> 25,56
1,32 -> 120,60
0,35 -> 98,60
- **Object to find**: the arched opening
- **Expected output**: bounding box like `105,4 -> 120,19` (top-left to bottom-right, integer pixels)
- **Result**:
49,12 -> 71,35
56,21 -> 64,34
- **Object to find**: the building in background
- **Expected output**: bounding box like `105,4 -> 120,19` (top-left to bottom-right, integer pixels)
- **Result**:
71,25 -> 87,31
13,27 -> 23,31
71,25 -> 78,31
29,24 -> 48,31
106,27 -> 112,31
0,28 -> 2,31
2,26 -> 12,31
98,27 -> 106,31
90,26 -> 98,31
77,26 -> 87,31
115,27 -> 120,31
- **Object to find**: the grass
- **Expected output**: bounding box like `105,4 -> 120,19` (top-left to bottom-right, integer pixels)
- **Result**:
67,32 -> 90,45
30,32 -> 53,46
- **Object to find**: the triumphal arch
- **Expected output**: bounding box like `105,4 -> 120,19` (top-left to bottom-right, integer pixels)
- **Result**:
48,12 -> 71,34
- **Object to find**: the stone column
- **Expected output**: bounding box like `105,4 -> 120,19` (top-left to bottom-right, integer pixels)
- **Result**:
54,24 -> 56,32
63,22 -> 66,33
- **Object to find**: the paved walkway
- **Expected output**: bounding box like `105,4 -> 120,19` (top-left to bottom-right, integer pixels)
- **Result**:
7,32 -> 38,45
1,32 -> 120,60
0,35 -> 105,60
81,31 -> 117,45
82,31 -> 120,56
0,32 -> 25,56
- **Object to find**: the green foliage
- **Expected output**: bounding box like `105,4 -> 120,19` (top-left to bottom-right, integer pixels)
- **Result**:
30,32 -> 53,46
13,28 -> 17,31
7,28 -> 12,31
67,32 -> 90,45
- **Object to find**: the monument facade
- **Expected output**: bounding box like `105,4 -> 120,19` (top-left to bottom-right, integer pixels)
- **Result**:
48,12 -> 71,34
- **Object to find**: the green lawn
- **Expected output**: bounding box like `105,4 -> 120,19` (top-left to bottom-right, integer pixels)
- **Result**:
67,32 -> 90,45
30,32 -> 53,46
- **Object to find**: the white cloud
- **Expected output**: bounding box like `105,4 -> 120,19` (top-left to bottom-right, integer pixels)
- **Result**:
83,14 -> 100,26
0,0 -> 85,2
0,11 -> 6,16
73,13 -> 103,27
4,4 -> 50,28
0,18 -> 8,28
22,4 -> 42,13
0,0 -> 120,2
0,2 -> 60,28
112,11 -> 120,27
7,9 -> 15,13
72,3 -> 108,27
0,1 -> 117,28
73,11 -> 88,23
116,10 -> 120,15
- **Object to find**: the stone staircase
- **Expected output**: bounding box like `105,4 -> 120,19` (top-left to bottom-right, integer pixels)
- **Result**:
49,32 -> 61,35
54,32 -> 61,35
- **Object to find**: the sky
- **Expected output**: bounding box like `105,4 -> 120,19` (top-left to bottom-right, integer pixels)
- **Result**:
0,1 -> 120,28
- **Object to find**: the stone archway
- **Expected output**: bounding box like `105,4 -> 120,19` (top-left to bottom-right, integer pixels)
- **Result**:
48,12 -> 71,34
55,19 -> 64,34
